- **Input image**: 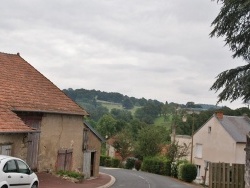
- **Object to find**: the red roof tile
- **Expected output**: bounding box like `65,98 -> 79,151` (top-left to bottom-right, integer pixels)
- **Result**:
0,52 -> 88,133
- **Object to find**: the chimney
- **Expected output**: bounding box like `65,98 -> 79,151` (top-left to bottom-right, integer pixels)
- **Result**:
215,111 -> 223,119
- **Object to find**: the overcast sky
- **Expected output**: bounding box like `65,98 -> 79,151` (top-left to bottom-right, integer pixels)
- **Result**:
0,0 -> 246,109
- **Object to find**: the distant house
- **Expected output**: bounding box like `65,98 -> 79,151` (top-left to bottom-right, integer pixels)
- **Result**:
193,112 -> 250,184
170,135 -> 192,161
0,52 -> 103,178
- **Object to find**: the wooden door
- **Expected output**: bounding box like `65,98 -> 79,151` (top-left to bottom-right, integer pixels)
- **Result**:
19,114 -> 42,172
83,152 -> 91,178
56,149 -> 73,171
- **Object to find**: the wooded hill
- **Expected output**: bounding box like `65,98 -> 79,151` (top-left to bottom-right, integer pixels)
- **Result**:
63,88 -> 250,139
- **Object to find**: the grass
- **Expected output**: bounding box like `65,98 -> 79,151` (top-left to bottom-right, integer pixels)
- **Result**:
154,116 -> 172,130
97,100 -> 141,115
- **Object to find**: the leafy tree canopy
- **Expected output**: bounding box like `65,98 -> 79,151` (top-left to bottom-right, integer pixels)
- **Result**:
210,0 -> 250,103
210,0 -> 250,61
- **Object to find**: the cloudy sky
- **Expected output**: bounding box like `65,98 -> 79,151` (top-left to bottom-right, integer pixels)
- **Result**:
0,0 -> 246,109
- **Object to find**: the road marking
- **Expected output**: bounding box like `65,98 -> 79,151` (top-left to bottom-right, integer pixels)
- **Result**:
133,174 -> 151,188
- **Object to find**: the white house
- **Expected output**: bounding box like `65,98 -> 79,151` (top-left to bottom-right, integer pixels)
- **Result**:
192,112 -> 250,184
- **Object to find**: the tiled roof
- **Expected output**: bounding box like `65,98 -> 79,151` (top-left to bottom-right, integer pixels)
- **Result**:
216,115 -> 250,143
0,52 -> 88,133
0,103 -> 37,133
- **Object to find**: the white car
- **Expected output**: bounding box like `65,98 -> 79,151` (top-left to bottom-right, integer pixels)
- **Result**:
0,155 -> 39,188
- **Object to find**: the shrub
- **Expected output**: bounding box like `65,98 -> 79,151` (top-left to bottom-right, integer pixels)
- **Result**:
105,158 -> 112,167
141,157 -> 171,176
171,160 -> 188,178
178,163 -> 197,182
111,158 -> 120,168
125,157 -> 136,169
57,170 -> 84,181
100,155 -> 110,166
134,160 -> 142,171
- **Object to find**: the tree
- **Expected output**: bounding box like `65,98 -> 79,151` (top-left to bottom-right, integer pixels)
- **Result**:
210,0 -> 250,103
210,0 -> 250,61
122,97 -> 134,109
135,126 -> 166,157
166,141 -> 190,164
113,129 -> 134,161
96,114 -> 117,137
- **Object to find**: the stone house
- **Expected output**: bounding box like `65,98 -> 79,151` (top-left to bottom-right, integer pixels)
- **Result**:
193,112 -> 250,184
0,52 -> 103,177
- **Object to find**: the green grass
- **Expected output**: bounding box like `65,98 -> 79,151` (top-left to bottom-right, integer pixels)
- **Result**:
97,100 -> 140,115
154,116 -> 172,130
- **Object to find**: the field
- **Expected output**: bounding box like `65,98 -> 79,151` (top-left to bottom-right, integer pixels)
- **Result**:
97,100 -> 140,115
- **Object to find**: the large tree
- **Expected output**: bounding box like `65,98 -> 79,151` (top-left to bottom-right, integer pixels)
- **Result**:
210,0 -> 250,103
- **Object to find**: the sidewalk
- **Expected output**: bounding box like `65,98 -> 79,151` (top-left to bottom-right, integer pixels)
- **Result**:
38,172 -> 115,188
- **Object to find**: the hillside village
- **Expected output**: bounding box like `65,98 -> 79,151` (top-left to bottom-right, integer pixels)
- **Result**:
64,88 -> 250,186
0,52 -> 249,187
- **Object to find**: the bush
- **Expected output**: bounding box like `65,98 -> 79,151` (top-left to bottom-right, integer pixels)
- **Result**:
111,158 -> 120,168
105,158 -> 112,167
134,160 -> 142,171
125,157 -> 136,169
178,163 -> 197,182
141,157 -> 171,176
100,155 -> 110,166
171,160 -> 188,178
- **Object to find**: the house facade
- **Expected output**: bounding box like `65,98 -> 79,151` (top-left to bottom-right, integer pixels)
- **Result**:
193,112 -> 250,184
0,52 -> 102,177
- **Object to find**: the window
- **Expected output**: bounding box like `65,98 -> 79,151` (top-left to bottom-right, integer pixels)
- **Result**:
16,160 -> 30,174
195,144 -> 203,158
3,160 -> 18,173
208,126 -> 211,133
0,144 -> 12,155
196,165 -> 201,177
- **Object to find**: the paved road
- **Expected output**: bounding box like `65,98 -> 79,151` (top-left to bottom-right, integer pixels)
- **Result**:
100,167 -> 201,188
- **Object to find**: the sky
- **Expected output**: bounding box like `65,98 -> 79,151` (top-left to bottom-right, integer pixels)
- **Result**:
0,0 -> 247,109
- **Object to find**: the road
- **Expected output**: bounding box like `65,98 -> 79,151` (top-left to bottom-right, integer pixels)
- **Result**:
100,167 -> 201,188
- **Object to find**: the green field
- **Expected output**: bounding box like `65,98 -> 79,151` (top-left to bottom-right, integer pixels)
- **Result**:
97,100 -> 140,115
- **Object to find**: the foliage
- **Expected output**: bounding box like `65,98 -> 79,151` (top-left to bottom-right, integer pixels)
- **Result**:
125,157 -> 136,169
166,141 -> 190,164
171,160 -> 189,178
177,163 -> 197,183
110,109 -> 133,122
96,114 -> 117,137
113,129 -> 134,160
122,97 -> 134,109
134,126 -> 166,157
128,119 -> 148,141
141,156 -> 171,176
105,158 -> 112,167
111,158 -> 121,168
134,160 -> 142,171
100,155 -> 120,167
210,64 -> 250,103
134,101 -> 163,124
100,155 -> 110,166
210,0 -> 250,61
210,0 -> 250,103
57,170 -> 84,180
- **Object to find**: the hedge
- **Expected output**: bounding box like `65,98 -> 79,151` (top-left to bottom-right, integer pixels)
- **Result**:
141,157 -> 171,176
178,163 -> 197,182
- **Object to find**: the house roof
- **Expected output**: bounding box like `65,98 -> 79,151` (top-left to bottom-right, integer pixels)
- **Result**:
215,114 -> 250,143
84,121 -> 105,142
0,52 -> 88,133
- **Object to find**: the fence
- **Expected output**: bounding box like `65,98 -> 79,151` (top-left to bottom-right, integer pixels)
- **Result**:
209,162 -> 245,188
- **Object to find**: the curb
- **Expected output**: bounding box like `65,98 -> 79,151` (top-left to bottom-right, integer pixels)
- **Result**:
97,173 -> 116,188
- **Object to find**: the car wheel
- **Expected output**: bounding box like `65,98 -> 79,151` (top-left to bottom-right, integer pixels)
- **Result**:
31,183 -> 38,188
1,185 -> 8,188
